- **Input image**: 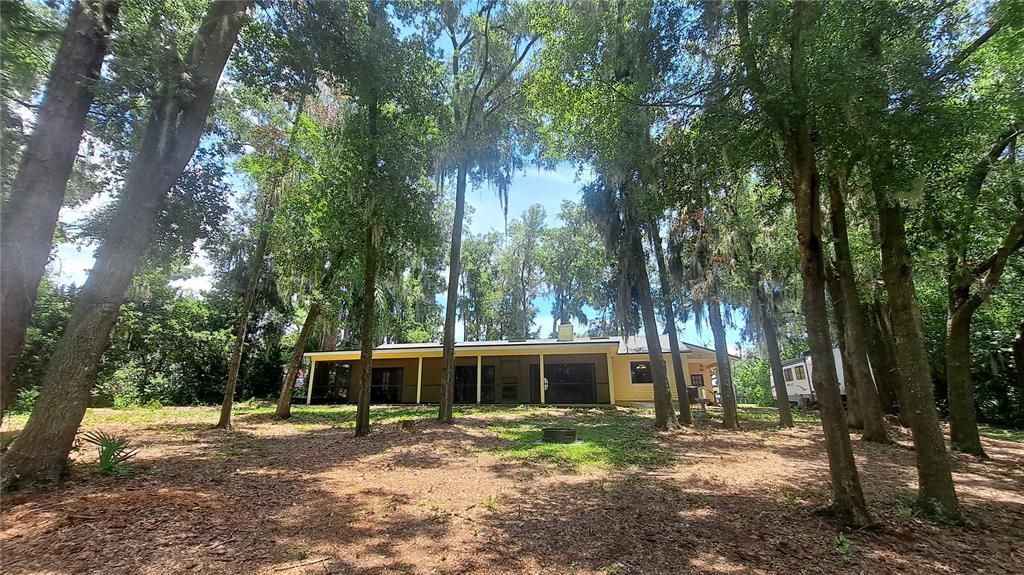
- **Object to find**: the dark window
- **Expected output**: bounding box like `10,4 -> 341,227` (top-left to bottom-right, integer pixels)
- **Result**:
631,361 -> 653,384
530,363 -> 598,403
784,368 -> 794,382
371,367 -> 403,403
794,365 -> 807,380
690,373 -> 704,388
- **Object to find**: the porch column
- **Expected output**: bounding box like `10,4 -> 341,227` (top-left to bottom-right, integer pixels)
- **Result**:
416,356 -> 423,403
539,353 -> 546,404
682,359 -> 692,403
306,360 -> 317,405
476,355 -> 482,404
606,353 -> 615,405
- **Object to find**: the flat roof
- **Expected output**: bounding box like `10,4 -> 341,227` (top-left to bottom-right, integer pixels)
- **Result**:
305,335 -> 738,359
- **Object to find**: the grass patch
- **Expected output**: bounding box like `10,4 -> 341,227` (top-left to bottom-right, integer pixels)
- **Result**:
978,425 -> 1024,443
487,408 -> 666,471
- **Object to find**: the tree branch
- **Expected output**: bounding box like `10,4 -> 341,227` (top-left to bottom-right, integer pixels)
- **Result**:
929,20 -> 1003,81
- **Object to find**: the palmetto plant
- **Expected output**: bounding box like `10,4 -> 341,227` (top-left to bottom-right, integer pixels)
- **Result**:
81,431 -> 139,476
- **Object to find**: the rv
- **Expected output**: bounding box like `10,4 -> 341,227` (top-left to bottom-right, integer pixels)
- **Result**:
770,348 -> 847,408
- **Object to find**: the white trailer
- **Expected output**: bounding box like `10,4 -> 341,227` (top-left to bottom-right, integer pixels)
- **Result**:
770,348 -> 848,407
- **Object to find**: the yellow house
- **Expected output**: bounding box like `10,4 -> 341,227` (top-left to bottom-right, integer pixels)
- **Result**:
300,331 -> 736,407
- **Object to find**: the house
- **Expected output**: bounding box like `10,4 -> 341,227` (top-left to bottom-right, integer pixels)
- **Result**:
770,348 -> 848,407
298,327 -> 737,407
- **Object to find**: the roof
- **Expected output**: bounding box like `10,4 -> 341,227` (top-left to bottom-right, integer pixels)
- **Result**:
306,335 -> 738,360
782,357 -> 807,368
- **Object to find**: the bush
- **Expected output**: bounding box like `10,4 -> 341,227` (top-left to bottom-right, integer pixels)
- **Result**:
11,386 -> 39,414
81,431 -> 139,475
732,357 -> 775,407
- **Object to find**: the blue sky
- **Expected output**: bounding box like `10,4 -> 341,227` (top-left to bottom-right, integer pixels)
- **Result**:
49,161 -> 746,353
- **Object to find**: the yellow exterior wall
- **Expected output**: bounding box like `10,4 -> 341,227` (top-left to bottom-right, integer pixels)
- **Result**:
307,344 -> 722,406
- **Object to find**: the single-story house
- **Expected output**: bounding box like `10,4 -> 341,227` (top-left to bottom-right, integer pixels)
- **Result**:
299,327 -> 738,408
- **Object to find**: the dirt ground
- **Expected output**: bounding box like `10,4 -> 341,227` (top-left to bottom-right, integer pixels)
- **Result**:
1,406 -> 1022,575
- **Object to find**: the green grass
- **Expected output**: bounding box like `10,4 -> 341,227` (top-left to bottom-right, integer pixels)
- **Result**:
486,408 -> 667,471
978,424 -> 1024,443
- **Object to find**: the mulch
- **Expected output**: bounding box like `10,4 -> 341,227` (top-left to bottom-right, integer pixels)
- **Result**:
1,408 -> 1022,574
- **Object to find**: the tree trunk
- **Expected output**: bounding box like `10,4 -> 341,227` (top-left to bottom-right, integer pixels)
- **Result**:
1014,323 -> 1024,419
708,299 -> 739,429
0,0 -> 250,487
865,299 -> 901,417
874,182 -> 960,520
276,246 -> 346,419
648,222 -> 691,425
276,301 -> 322,419
755,287 -> 794,427
216,228 -> 269,429
828,176 -> 889,442
735,0 -> 870,526
0,0 -> 118,422
355,224 -> 378,437
945,297 -> 984,456
438,162 -> 467,424
827,273 -> 863,429
945,210 -> 1024,455
789,139 -> 870,526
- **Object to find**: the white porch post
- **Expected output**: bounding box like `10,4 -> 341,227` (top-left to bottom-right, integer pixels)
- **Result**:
606,353 -> 615,405
539,353 -> 546,404
476,355 -> 482,404
416,356 -> 423,403
306,360 -> 317,405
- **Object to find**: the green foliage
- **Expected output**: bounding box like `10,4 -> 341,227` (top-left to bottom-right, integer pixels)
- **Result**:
732,357 -> 775,408
81,431 -> 139,476
11,386 -> 39,414
832,533 -> 855,556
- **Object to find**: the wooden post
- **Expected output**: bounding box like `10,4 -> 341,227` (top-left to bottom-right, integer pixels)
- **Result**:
539,353 -> 546,404
682,359 -> 692,405
416,356 -> 423,403
476,355 -> 482,404
306,360 -> 317,405
607,353 -> 615,406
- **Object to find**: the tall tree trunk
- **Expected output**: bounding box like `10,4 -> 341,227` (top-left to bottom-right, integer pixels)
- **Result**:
276,301 -> 322,419
648,222 -> 691,425
735,0 -> 871,526
755,287 -> 794,427
828,176 -> 889,442
275,246 -> 346,419
216,228 -> 269,429
1,0 -> 250,487
708,299 -> 739,429
1013,323 -> 1024,419
945,294 -> 984,456
865,299 -> 901,417
0,0 -> 118,422
945,210 -> 1024,455
827,272 -> 864,429
874,182 -> 960,519
355,224 -> 378,437
438,162 -> 467,423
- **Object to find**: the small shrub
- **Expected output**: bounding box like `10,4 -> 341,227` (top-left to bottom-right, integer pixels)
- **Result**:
11,387 -> 39,413
142,399 -> 163,410
81,431 -> 139,475
832,533 -> 855,556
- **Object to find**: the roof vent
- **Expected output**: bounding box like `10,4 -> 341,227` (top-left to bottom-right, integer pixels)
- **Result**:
557,323 -> 574,342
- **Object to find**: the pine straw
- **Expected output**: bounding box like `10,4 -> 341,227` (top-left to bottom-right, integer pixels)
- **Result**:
1,406 -> 1022,574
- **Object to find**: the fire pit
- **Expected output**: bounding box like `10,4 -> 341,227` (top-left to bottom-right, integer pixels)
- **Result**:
541,427 -> 577,444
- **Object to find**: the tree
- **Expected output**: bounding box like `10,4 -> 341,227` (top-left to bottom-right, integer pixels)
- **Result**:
216,99 -> 308,429
498,205 -> 546,339
1,0 -> 251,487
436,0 -> 539,424
732,0 -> 871,526
0,0 -> 118,421
538,200 -> 608,337
648,221 -> 692,425
528,0 -> 682,429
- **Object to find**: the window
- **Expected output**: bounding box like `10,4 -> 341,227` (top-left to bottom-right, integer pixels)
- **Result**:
784,368 -> 794,382
630,361 -> 653,384
794,365 -> 806,380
